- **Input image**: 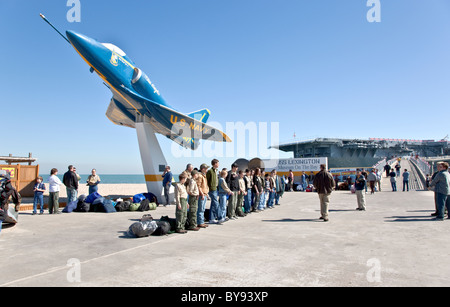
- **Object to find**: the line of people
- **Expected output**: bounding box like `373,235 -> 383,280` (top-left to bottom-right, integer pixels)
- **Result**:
163,159 -> 286,234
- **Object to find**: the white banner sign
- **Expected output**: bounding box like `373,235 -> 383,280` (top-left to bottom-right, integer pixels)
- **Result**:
263,157 -> 328,173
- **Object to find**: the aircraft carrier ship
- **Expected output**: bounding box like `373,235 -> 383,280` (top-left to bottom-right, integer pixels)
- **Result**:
271,137 -> 450,168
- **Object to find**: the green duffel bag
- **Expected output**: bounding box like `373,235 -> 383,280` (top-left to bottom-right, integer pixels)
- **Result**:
149,202 -> 157,210
130,203 -> 141,211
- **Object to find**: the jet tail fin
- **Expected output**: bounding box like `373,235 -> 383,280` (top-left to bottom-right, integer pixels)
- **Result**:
188,108 -> 210,123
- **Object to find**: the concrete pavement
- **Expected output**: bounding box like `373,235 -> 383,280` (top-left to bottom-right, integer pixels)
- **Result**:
1,176 -> 448,287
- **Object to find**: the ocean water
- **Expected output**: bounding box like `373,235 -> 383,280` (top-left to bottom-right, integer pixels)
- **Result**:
40,174 -> 147,184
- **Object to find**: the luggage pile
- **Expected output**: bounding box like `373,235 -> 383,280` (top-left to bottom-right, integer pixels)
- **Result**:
128,214 -> 174,238
62,192 -> 159,214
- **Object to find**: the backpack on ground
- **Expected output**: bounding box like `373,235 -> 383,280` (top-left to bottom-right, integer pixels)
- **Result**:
152,221 -> 171,236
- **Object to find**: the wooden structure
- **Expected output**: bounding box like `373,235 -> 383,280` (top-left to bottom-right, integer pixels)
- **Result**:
0,153 -> 39,197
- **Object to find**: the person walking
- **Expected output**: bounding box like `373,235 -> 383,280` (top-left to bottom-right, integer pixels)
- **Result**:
313,164 -> 335,222
384,163 -> 391,178
355,170 -> 366,211
428,162 -> 450,221
367,169 -> 377,194
402,169 -> 410,192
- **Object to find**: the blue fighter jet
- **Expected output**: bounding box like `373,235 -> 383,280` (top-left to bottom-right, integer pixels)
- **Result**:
40,14 -> 231,150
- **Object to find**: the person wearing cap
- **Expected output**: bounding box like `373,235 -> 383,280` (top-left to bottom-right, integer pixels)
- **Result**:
187,170 -> 200,231
181,164 -> 194,186
196,163 -> 210,228
226,163 -> 240,220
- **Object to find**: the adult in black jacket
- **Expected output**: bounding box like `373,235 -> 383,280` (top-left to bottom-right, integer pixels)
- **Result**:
63,165 -> 79,203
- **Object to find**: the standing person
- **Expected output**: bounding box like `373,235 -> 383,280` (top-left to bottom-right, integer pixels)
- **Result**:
63,165 -> 78,203
384,163 -> 391,178
313,164 -> 335,222
361,169 -> 368,193
260,173 -> 271,211
355,170 -> 367,211
226,163 -> 240,220
243,169 -> 253,214
429,162 -> 450,221
395,164 -> 401,177
48,168 -> 62,214
162,166 -> 173,206
218,170 -> 232,224
367,169 -> 377,194
32,176 -> 46,215
267,172 -> 276,208
252,168 -> 263,212
402,169 -> 410,192
207,159 -> 220,224
181,164 -> 194,185
272,169 -> 283,206
86,168 -> 101,195
301,172 -> 307,191
375,169 -> 382,192
196,163 -> 209,228
187,170 -> 200,231
389,169 -> 397,191
288,170 -> 294,191
237,170 -> 246,216
174,173 -> 188,234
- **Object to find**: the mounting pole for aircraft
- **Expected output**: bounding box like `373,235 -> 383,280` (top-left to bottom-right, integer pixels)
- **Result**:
135,115 -> 172,204
40,13 -> 70,44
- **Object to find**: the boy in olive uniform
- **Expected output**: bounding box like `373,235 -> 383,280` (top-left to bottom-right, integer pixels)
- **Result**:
187,170 -> 200,231
175,174 -> 188,233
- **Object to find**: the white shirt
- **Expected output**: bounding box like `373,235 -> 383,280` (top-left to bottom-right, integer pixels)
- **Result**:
48,175 -> 62,192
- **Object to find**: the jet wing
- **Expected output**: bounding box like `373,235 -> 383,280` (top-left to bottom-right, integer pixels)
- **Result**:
105,98 -> 136,128
119,86 -> 232,144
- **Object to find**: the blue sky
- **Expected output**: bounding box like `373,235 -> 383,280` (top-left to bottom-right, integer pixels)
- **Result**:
1,0 -> 450,175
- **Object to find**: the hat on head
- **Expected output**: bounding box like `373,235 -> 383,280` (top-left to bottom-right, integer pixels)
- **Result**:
200,163 -> 209,170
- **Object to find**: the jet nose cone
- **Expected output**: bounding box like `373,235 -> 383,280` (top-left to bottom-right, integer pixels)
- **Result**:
66,30 -> 90,48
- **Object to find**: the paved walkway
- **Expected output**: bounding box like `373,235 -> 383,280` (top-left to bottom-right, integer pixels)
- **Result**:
1,174 -> 448,287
